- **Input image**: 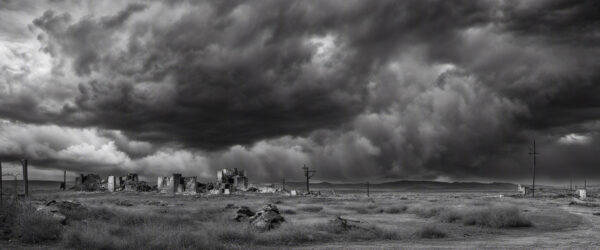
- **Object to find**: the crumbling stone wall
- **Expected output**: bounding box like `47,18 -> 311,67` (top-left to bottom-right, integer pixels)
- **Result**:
157,174 -> 198,194
184,177 -> 197,194
217,168 -> 248,192
107,176 -> 118,192
73,174 -> 104,191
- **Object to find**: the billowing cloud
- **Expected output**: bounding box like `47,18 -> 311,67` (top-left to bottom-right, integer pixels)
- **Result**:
0,0 -> 599,182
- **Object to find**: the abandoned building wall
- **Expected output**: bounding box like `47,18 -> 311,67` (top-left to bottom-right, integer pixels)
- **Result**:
216,168 -> 249,192
158,174 -> 194,194
184,177 -> 198,194
107,176 -> 117,192
173,174 -> 183,193
73,174 -> 103,191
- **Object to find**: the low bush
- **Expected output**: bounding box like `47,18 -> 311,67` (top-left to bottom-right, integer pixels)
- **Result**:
384,206 -> 407,214
282,209 -> 297,214
409,203 -> 533,228
13,202 -> 63,243
461,205 -> 532,228
415,225 -> 446,239
299,205 -> 323,213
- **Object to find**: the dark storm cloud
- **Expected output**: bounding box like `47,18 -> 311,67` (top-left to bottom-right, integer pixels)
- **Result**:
28,0 -> 495,151
1,0 -> 600,181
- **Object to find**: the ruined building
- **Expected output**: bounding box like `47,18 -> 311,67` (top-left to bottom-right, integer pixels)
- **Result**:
106,173 -> 153,192
517,184 -> 532,195
157,174 -> 198,194
217,168 -> 248,192
73,174 -> 104,191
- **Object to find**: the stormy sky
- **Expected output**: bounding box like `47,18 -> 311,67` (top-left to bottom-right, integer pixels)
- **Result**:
0,0 -> 599,183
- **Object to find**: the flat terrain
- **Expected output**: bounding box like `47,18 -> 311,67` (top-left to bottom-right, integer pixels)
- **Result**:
1,184 -> 600,249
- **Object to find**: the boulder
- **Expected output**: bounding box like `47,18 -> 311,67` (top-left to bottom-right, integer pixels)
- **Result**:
36,201 -> 75,224
232,206 -> 255,222
328,216 -> 360,231
46,200 -> 86,212
249,204 -> 285,231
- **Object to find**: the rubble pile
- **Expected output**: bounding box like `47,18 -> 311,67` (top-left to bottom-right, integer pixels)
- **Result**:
35,200 -> 87,224
249,204 -> 285,231
217,168 -> 248,193
118,173 -> 153,192
232,206 -> 255,222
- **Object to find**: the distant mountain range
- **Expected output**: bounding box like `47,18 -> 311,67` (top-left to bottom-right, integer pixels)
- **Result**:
280,180 -> 517,191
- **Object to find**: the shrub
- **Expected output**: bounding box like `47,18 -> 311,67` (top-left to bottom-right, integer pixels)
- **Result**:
299,206 -> 323,213
61,205 -> 114,222
384,206 -> 407,214
0,199 -> 18,240
410,203 -> 533,228
409,206 -> 443,218
415,225 -> 446,239
255,223 -> 333,246
14,203 -> 63,243
345,205 -> 379,214
282,209 -> 297,215
461,205 -> 532,228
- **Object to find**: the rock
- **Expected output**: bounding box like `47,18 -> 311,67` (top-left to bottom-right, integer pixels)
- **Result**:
47,200 -> 85,211
42,200 -> 87,224
249,204 -> 285,231
36,202 -> 67,224
232,206 -> 255,221
328,216 -> 359,231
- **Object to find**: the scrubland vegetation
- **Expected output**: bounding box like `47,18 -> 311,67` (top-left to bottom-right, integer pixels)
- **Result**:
0,191 -> 589,249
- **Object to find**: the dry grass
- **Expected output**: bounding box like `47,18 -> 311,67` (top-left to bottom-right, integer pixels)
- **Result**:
0,193 -> 556,249
410,202 -> 532,228
0,200 -> 63,243
299,205 -> 324,213
415,224 -> 446,239
384,205 -> 408,214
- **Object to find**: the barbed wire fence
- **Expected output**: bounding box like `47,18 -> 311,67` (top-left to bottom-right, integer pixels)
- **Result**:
1,162 -> 25,206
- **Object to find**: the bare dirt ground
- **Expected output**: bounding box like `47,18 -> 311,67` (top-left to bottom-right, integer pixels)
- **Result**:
2,187 -> 599,249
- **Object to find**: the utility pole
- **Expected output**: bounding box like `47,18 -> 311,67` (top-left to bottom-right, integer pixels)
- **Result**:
528,140 -> 538,198
366,181 -> 370,197
62,169 -> 66,191
570,176 -> 573,192
282,178 -> 285,191
302,165 -> 316,193
21,159 -> 28,196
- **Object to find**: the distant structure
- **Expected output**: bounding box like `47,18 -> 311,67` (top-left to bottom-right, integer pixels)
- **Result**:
517,184 -> 532,196
576,189 -> 587,199
216,168 -> 248,192
74,174 -> 103,191
157,174 -> 198,194
107,176 -> 117,192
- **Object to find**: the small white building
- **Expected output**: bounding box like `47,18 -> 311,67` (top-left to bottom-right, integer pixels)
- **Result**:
517,184 -> 532,195
576,189 -> 587,199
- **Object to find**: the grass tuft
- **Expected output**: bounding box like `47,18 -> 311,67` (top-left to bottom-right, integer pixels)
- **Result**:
416,225 -> 446,239
299,205 -> 323,213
